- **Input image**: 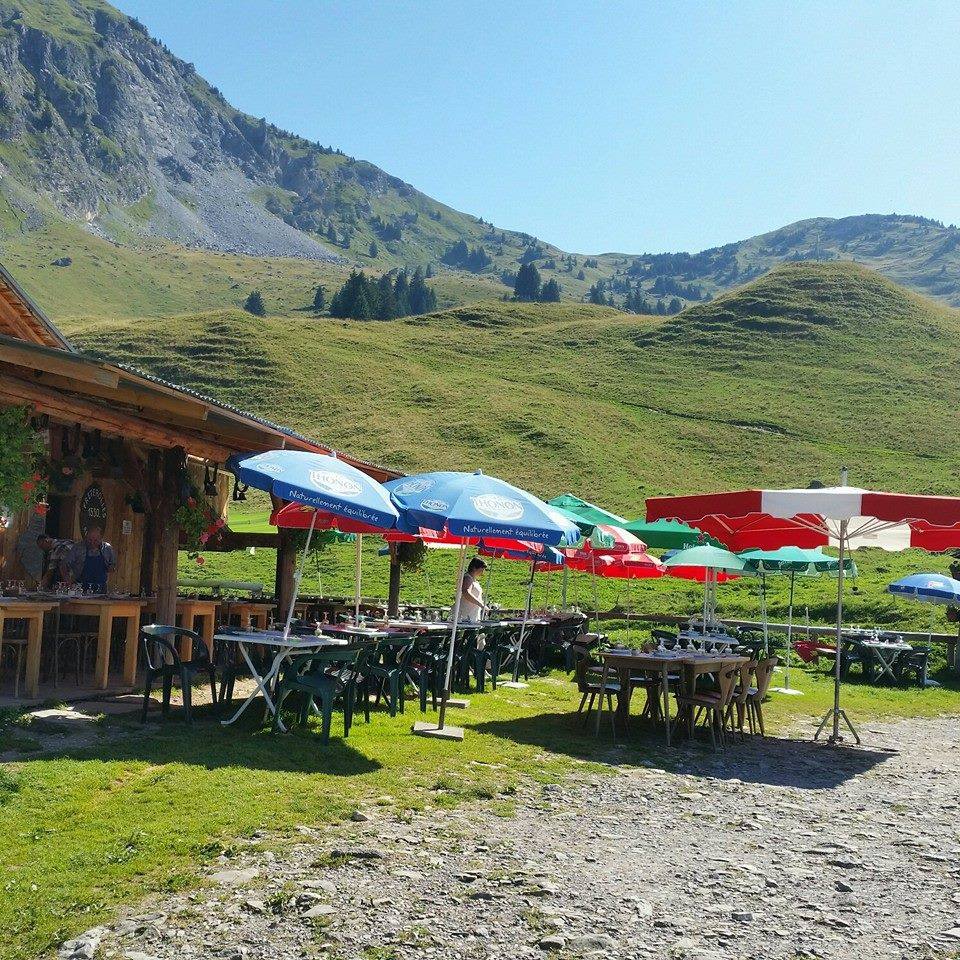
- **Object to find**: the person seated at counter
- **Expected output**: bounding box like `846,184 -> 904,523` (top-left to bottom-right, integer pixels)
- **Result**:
36,533 -> 75,588
62,526 -> 117,593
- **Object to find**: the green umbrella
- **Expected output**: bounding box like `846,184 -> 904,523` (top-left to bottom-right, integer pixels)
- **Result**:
624,517 -> 720,549
664,545 -> 748,631
739,547 -> 856,694
548,494 -> 627,614
547,493 -> 626,534
663,544 -> 747,574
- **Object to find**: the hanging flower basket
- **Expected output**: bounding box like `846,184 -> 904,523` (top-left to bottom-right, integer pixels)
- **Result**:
0,406 -> 47,517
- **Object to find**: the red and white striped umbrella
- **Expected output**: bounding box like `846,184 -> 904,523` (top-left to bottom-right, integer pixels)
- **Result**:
646,477 -> 960,744
646,485 -> 960,552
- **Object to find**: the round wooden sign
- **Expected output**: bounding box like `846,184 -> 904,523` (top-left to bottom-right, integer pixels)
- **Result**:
79,483 -> 108,537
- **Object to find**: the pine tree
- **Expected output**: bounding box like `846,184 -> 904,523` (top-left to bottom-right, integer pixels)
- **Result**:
408,268 -> 437,315
577,269 -> 586,281
393,270 -> 410,316
326,223 -> 337,245
243,290 -> 265,316
425,263 -> 434,278
656,299 -> 666,315
540,278 -> 562,302
587,281 -> 606,306
668,297 -> 682,314
514,263 -> 541,301
376,273 -> 396,320
369,240 -> 379,258
313,285 -> 326,311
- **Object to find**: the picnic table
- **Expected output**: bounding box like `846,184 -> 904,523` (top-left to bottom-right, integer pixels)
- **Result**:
0,598 -> 59,698
851,636 -> 913,682
596,649 -> 751,746
59,596 -> 151,689
215,629 -> 349,729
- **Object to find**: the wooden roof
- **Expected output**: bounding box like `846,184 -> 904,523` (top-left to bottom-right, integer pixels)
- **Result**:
0,263 -> 399,481
0,263 -> 75,351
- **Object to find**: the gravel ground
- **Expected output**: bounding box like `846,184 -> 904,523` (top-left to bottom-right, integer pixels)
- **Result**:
64,716 -> 960,960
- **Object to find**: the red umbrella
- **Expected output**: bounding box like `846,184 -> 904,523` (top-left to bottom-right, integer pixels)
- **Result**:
646,472 -> 960,743
270,502 -> 384,535
568,552 -> 665,578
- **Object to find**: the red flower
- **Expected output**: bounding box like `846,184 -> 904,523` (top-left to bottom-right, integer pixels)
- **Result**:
187,497 -> 196,508
195,555 -> 205,566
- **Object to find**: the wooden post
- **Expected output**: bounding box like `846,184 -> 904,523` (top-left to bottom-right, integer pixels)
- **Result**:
140,449 -> 160,597
275,528 -> 297,625
154,447 -> 183,626
387,544 -> 402,617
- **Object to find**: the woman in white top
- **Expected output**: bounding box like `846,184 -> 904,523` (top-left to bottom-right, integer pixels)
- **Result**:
457,557 -> 488,622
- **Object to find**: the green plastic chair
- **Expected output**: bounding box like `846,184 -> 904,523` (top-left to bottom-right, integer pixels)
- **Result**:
272,645 -> 368,743
360,634 -> 417,717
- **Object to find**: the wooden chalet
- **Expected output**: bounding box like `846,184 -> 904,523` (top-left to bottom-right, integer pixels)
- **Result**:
0,260 -> 397,698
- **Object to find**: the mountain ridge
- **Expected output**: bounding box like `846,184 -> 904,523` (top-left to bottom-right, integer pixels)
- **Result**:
4,1 -> 960,308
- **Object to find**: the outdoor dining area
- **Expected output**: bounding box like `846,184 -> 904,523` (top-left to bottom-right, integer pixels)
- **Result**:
3,271 -> 960,753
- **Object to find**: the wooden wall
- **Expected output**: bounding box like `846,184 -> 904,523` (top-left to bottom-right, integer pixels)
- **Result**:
1,461 -> 148,594
0,423 -> 227,594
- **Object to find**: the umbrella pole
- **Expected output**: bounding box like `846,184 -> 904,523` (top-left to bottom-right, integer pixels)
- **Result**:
815,512 -> 860,745
353,534 -> 363,624
282,511 -> 317,640
773,571 -> 804,696
591,554 -> 599,630
786,571 -> 795,685
759,572 -> 769,655
505,558 -> 535,687
561,565 -> 569,610
438,544 -> 467,731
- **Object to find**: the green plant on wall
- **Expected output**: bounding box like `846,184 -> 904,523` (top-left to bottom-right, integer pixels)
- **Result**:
0,406 -> 47,520
396,539 -> 428,571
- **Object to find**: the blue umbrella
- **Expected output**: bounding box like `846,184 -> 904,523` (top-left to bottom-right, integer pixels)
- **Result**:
888,573 -> 960,604
387,471 -> 581,546
889,573 -> 960,649
228,450 -> 398,529
228,450 -> 399,636
386,471 -> 580,735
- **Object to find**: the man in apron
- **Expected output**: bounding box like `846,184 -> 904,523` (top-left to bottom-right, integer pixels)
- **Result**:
63,525 -> 117,593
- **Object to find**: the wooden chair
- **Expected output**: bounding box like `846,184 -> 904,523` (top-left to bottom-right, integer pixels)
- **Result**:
674,659 -> 740,750
744,656 -> 779,735
574,654 -> 619,736
725,660 -> 759,738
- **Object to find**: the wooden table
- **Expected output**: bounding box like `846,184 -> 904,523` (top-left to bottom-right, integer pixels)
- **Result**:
145,598 -> 220,660
597,651 -> 750,746
60,597 -> 151,689
0,599 -> 59,699
217,600 -> 275,631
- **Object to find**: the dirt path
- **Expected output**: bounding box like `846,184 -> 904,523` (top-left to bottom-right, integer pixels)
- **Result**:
67,717 -> 960,960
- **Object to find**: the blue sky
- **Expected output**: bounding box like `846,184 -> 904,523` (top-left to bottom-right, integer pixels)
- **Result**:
119,0 -> 960,255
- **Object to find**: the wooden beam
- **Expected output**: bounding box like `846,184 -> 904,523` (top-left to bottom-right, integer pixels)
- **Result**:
0,294 -> 38,343
29,370 -> 210,421
0,337 -> 119,387
0,373 -> 234,462
154,447 -> 183,626
206,530 -> 280,551
275,528 -> 297,624
387,544 -> 401,617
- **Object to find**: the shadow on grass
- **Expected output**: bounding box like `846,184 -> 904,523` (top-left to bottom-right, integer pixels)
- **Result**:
40,700 -> 383,777
474,709 -> 895,790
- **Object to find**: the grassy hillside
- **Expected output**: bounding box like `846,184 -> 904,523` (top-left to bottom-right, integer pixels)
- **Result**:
54,259 -> 960,632
68,260 -> 960,509
0,218 -> 506,324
